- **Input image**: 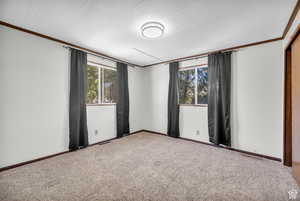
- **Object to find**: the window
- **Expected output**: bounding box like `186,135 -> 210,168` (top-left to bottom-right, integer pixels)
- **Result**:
86,64 -> 117,104
179,66 -> 208,105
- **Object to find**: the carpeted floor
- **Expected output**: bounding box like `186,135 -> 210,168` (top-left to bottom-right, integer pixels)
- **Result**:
0,132 -> 299,201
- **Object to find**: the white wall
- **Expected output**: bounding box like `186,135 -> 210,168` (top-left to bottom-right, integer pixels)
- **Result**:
0,25 -> 144,168
230,41 -> 284,158
0,25 -> 70,168
142,64 -> 169,133
179,106 -> 209,142
86,106 -> 116,144
143,41 -> 284,159
128,67 -> 147,132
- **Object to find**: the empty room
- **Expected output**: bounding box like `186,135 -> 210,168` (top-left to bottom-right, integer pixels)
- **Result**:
1,0 -> 300,200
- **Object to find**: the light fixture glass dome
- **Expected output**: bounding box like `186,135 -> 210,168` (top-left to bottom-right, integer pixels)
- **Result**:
141,22 -> 165,38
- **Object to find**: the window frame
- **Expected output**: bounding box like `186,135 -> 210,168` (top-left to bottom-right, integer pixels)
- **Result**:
86,61 -> 117,106
178,64 -> 208,107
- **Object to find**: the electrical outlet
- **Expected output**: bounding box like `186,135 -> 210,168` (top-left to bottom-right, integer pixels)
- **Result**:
196,130 -> 200,135
94,129 -> 99,136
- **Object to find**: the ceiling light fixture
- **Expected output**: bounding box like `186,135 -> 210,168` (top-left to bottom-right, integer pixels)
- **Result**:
141,21 -> 165,38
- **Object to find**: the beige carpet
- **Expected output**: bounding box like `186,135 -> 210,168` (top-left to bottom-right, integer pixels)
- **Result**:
0,132 -> 299,201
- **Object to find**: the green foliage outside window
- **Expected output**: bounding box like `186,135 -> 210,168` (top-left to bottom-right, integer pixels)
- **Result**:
197,67 -> 208,104
179,69 -> 195,104
86,64 -> 117,104
178,67 -> 208,105
86,65 -> 99,104
103,68 -> 117,103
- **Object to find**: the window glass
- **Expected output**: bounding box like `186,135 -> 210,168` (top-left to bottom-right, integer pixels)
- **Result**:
178,66 -> 208,105
103,68 -> 117,103
178,69 -> 195,104
86,64 -> 117,104
86,65 -> 99,104
197,67 -> 208,104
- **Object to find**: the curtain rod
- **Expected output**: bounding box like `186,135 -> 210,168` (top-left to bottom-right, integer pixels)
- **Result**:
63,45 -> 140,68
144,44 -> 255,68
179,63 -> 208,70
88,60 -> 116,70
64,45 -> 237,68
168,49 -> 238,64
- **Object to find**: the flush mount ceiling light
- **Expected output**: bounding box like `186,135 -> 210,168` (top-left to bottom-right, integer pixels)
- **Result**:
141,21 -> 165,38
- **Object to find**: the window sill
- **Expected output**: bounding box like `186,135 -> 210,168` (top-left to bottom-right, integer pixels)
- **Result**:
179,104 -> 207,107
86,104 -> 116,106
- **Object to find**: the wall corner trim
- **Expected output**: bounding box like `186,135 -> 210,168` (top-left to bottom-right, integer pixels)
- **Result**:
141,130 -> 282,162
283,0 -> 300,38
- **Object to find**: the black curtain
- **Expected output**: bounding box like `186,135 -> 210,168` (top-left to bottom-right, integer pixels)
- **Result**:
116,62 -> 130,138
69,48 -> 89,151
167,62 -> 180,138
208,52 -> 231,146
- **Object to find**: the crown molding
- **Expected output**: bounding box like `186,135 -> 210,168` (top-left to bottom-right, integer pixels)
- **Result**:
0,20 -> 142,68
142,37 -> 283,67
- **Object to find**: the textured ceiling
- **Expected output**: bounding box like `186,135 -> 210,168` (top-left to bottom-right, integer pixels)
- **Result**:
0,0 -> 297,66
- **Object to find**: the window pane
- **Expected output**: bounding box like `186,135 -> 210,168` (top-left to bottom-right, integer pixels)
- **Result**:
197,67 -> 208,104
179,69 -> 195,104
103,68 -> 117,103
86,65 -> 99,104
